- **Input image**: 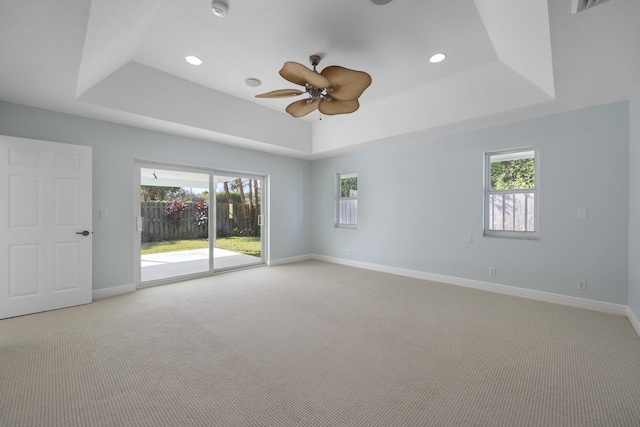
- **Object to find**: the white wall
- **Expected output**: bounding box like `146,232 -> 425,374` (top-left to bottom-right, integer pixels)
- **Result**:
629,87 -> 640,320
311,102 -> 630,305
0,101 -> 312,291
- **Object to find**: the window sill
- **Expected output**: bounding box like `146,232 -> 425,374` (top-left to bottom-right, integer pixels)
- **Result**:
336,224 -> 358,230
483,233 -> 539,240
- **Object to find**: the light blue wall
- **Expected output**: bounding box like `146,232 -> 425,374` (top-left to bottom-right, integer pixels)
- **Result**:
629,87 -> 640,318
311,102 -> 630,305
0,101 -> 312,291
1,100 -> 633,306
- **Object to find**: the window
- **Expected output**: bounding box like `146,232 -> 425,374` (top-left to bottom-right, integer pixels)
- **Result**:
484,149 -> 538,238
337,172 -> 357,228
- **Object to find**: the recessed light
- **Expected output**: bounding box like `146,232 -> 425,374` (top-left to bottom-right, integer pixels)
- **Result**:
244,78 -> 261,87
429,53 -> 446,63
212,2 -> 228,17
185,55 -> 203,65
371,0 -> 392,4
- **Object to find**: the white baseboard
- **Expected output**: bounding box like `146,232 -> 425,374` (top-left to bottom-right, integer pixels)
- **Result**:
628,307 -> 640,338
92,283 -> 136,300
268,254 -> 312,266
310,254 -> 628,317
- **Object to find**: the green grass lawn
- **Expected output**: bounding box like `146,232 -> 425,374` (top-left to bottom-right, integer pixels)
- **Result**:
215,236 -> 261,257
141,237 -> 261,257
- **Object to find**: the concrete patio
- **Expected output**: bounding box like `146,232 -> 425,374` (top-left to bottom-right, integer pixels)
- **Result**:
141,248 -> 261,282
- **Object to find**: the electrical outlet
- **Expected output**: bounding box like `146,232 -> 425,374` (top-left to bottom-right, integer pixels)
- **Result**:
489,267 -> 497,276
577,280 -> 587,290
347,248 -> 352,256
100,209 -> 108,219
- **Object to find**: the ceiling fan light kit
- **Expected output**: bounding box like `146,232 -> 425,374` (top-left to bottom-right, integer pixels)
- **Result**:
256,55 -> 372,118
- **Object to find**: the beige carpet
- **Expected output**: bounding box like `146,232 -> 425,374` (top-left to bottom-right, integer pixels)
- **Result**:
1,260 -> 640,426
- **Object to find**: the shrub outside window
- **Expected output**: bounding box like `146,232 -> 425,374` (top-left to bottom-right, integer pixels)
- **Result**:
337,172 -> 357,228
484,149 -> 538,239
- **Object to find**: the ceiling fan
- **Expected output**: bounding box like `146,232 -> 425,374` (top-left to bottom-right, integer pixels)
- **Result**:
256,55 -> 372,118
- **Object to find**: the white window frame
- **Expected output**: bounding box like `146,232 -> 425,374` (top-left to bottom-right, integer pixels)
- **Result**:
484,148 -> 539,240
336,172 -> 358,228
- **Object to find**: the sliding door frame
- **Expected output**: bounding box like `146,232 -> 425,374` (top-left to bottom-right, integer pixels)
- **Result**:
133,160 -> 268,288
212,171 -> 267,273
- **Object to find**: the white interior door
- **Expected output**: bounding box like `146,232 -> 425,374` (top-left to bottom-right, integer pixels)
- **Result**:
0,136 -> 92,319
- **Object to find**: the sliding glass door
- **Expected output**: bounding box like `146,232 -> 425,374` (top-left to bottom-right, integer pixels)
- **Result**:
139,165 -> 211,283
213,174 -> 263,272
136,162 -> 265,286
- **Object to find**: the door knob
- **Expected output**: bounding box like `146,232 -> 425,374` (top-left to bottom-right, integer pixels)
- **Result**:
76,230 -> 91,236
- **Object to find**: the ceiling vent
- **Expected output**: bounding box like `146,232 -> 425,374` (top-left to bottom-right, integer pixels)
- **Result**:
571,0 -> 612,14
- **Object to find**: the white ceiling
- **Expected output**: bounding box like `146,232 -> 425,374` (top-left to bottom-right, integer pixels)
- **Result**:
1,0 -> 639,159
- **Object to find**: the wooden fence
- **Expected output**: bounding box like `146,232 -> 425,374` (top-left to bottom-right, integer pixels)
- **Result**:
488,193 -> 535,231
338,200 -> 357,226
141,202 -> 258,242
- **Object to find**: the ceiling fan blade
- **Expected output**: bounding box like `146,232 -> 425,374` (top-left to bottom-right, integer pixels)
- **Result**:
321,66 -> 372,101
318,99 -> 360,116
280,62 -> 331,89
286,99 -> 320,118
255,89 -> 304,98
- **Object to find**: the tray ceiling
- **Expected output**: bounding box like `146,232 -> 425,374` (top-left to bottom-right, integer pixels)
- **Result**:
1,0 -> 639,159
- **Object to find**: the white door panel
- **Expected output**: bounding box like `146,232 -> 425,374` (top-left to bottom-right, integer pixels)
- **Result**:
8,244 -> 40,297
1,135 -> 92,319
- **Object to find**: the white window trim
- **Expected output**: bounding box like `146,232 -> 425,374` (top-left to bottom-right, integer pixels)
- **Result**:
483,148 -> 540,240
336,172 -> 358,229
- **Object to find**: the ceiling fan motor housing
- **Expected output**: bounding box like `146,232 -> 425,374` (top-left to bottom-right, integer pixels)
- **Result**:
309,88 -> 321,100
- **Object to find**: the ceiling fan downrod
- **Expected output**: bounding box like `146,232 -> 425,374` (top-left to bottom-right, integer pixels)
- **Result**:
305,56 -> 334,102
309,55 -> 321,72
